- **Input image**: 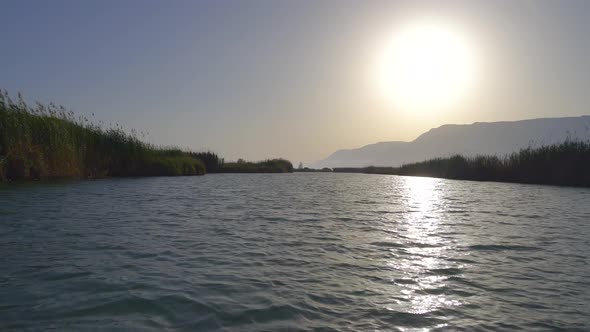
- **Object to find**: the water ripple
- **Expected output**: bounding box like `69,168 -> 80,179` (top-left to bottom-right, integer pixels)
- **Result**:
1,174 -> 589,330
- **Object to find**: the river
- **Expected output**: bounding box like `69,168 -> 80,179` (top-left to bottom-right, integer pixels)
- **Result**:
1,173 -> 589,330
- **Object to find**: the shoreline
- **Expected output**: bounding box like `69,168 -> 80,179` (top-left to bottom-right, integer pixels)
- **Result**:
332,141 -> 590,188
0,91 -> 293,181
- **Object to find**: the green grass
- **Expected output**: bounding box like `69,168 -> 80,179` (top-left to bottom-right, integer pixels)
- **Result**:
0,90 -> 205,180
355,141 -> 590,187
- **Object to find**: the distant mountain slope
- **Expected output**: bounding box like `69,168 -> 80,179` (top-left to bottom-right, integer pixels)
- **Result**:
313,116 -> 590,168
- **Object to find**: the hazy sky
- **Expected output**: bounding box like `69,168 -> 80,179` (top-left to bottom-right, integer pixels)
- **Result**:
2,0 -> 590,164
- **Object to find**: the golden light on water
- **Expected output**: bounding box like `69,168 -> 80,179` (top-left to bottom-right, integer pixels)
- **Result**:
376,18 -> 479,112
401,176 -> 443,259
401,177 -> 461,315
383,176 -> 461,317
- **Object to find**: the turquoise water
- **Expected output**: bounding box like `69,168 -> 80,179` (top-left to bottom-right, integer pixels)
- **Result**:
1,173 -> 589,331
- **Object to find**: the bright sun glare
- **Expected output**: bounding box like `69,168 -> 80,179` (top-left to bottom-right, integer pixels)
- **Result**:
377,19 -> 479,111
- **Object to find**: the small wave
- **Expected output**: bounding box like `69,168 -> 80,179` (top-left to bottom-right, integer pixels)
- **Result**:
467,244 -> 539,251
393,278 -> 417,285
417,286 -> 475,298
354,200 -> 379,204
447,276 -> 490,291
307,293 -> 350,306
447,257 -> 478,264
64,296 -> 175,319
361,308 -> 446,328
409,242 -> 442,249
43,270 -> 92,281
369,241 -> 404,248
217,303 -> 320,327
427,267 -> 462,276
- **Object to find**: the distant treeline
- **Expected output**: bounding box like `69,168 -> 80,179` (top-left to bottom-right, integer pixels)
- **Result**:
331,167 -> 364,173
294,167 -> 332,173
221,158 -> 294,173
334,141 -> 590,187
0,91 -> 292,181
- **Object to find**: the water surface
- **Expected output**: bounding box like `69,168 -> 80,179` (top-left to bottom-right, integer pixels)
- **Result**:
1,173 -> 589,330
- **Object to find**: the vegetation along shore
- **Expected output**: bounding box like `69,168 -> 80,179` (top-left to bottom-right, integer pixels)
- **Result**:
333,140 -> 590,187
0,91 -> 292,181
3,90 -> 588,187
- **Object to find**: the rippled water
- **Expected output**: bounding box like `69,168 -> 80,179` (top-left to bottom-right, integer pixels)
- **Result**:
1,174 -> 590,331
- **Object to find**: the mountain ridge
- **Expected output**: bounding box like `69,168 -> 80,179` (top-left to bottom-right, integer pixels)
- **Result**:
313,115 -> 590,168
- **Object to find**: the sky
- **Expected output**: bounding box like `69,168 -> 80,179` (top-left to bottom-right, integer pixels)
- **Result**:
2,0 -> 590,164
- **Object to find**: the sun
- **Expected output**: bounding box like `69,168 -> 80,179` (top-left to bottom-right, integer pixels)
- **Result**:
376,19 -> 479,111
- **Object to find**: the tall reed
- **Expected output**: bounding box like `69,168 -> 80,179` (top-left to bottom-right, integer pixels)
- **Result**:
0,90 -> 205,180
360,140 -> 590,187
221,158 -> 293,173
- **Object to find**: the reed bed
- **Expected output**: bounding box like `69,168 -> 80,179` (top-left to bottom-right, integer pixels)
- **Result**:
0,90 -> 205,180
221,158 -> 293,173
361,141 -> 590,187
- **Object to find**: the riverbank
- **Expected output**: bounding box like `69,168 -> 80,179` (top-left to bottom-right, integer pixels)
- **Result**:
0,91 -> 206,181
334,141 -> 590,187
0,91 -> 293,181
220,159 -> 293,173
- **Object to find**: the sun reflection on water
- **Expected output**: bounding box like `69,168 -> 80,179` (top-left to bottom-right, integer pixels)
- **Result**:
402,176 -> 444,246
383,176 -> 461,317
